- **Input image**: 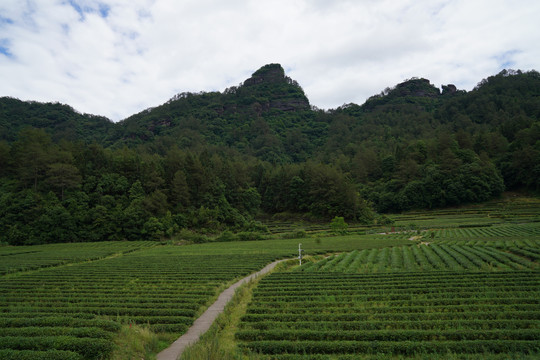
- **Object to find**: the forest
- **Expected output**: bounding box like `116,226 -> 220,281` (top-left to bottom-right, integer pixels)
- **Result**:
0,64 -> 539,245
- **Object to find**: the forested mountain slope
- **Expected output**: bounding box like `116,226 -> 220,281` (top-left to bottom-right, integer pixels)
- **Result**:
0,97 -> 118,144
0,65 -> 538,245
117,63 -> 318,162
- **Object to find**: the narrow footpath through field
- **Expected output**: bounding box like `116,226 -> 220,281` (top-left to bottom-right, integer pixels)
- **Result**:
156,258 -> 287,360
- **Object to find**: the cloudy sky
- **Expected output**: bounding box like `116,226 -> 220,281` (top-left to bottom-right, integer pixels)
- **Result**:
1,0 -> 539,121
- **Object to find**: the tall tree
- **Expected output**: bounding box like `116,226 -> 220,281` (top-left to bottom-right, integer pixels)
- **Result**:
45,163 -> 82,201
10,128 -> 56,190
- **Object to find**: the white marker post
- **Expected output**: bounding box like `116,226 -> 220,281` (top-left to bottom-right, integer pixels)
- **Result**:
298,243 -> 303,266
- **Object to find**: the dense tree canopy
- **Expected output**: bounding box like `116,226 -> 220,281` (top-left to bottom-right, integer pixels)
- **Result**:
0,65 -> 538,244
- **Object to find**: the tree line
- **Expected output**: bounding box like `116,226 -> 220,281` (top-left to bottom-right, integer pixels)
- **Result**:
0,128 -> 375,245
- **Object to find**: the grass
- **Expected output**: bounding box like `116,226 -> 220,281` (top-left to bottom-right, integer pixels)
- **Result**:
110,324 -> 162,360
180,260 -> 300,360
180,278 -> 259,360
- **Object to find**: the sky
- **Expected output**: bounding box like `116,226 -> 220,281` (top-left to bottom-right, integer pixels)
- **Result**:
1,0 -> 539,122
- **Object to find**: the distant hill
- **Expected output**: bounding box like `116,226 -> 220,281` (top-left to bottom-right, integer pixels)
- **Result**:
2,66 -> 538,161
0,97 -> 118,144
0,65 -> 538,246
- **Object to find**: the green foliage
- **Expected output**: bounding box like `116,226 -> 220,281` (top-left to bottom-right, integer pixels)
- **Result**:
0,244 -> 305,358
236,232 -> 264,241
45,163 -> 82,201
0,67 -> 539,244
0,97 -> 118,144
296,240 -> 539,273
330,216 -> 348,235
217,230 -> 236,242
280,229 -> 308,239
0,349 -> 83,360
239,270 -> 540,358
174,229 -> 211,244
0,241 -> 154,274
142,217 -> 164,240
260,162 -> 374,221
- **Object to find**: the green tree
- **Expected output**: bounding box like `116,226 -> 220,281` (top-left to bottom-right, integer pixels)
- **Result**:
170,170 -> 190,209
34,199 -> 76,244
89,204 -> 122,241
142,217 -> 164,240
122,202 -> 147,241
330,216 -> 348,235
304,162 -> 363,219
237,187 -> 261,215
11,128 -> 56,190
0,141 -> 10,176
143,190 -> 169,217
129,180 -> 146,201
45,163 -> 82,201
0,189 -> 41,245
121,181 -> 149,240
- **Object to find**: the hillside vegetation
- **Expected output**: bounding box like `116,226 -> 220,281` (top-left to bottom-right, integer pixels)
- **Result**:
0,65 -> 539,245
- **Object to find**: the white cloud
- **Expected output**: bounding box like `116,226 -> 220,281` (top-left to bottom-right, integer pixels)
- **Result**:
0,0 -> 539,121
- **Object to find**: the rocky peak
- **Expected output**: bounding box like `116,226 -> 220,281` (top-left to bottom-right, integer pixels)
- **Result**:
234,64 -> 310,113
394,78 -> 440,98
442,84 -> 457,95
243,64 -> 287,86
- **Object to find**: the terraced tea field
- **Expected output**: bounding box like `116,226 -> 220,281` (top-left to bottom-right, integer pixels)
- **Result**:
297,242 -> 540,273
431,222 -> 540,239
1,200 -> 539,359
0,246 -> 287,359
0,241 -> 155,275
235,222 -> 540,359
238,271 -> 540,359
0,236 -> 408,359
390,196 -> 540,229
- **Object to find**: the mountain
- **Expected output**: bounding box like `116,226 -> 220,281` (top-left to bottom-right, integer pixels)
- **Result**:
3,65 -> 538,161
112,66 -> 540,169
0,65 -> 538,246
116,63 -> 316,161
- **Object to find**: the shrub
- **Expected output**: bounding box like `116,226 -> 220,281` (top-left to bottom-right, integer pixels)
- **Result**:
330,216 -> 348,235
236,232 -> 263,241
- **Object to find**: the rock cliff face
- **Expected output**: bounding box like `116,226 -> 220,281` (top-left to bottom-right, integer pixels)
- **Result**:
240,64 -> 310,112
442,84 -> 457,95
361,77 -> 443,110
393,78 -> 440,98
243,63 -> 287,86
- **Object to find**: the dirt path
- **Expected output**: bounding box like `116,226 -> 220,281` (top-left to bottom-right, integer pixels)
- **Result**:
156,259 -> 287,360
